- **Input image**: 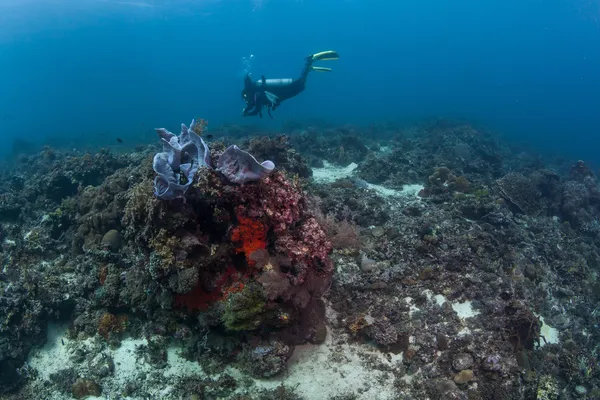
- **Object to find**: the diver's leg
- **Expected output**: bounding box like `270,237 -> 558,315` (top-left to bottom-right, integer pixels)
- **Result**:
298,51 -> 338,81
299,56 -> 314,83
257,54 -> 326,105
277,57 -> 313,100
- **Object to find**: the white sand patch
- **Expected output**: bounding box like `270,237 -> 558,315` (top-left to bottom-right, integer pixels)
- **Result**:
28,323 -> 402,399
451,301 -> 480,319
405,296 -> 421,316
366,183 -> 404,197
312,161 -> 358,183
537,315 -> 560,346
425,291 -> 480,318
401,184 -> 424,197
311,161 -> 424,199
108,338 -> 146,386
426,292 -> 481,337
164,346 -> 204,377
27,325 -> 199,399
367,183 -> 424,198
457,327 -> 472,337
28,324 -> 78,380
433,294 -> 446,306
240,327 -> 401,399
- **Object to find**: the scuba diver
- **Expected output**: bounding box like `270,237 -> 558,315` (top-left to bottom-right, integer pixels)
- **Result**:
241,50 -> 339,118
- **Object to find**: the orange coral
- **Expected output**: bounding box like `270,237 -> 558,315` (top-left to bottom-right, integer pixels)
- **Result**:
191,118 -> 209,135
97,312 -> 128,340
222,281 -> 245,300
231,215 -> 267,265
348,314 -> 369,336
98,264 -> 108,285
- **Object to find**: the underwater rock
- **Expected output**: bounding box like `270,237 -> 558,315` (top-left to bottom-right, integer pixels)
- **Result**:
368,318 -> 398,347
72,378 -> 101,399
574,385 -> 588,397
239,340 -> 292,378
452,353 -> 474,371
0,359 -> 25,394
370,226 -> 386,238
0,193 -> 24,222
360,255 -> 377,272
90,354 -> 115,379
434,380 -> 460,397
168,267 -> 200,294
561,181 -> 590,226
569,160 -> 595,182
247,135 -> 312,178
312,321 -> 328,344
100,229 -> 122,252
453,369 -> 474,384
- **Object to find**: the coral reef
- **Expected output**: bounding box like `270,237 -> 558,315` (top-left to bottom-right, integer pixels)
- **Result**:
2,118 -> 600,400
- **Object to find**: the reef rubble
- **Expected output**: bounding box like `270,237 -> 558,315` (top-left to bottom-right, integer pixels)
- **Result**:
1,119 -> 600,399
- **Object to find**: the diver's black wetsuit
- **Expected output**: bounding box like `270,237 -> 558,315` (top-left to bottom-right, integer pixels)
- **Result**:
241,55 -> 318,118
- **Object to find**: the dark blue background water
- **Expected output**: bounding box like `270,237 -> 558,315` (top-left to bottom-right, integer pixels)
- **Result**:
1,0 -> 598,162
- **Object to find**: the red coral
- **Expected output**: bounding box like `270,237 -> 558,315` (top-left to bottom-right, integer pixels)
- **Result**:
231,214 -> 267,265
173,285 -> 222,311
174,266 -> 243,311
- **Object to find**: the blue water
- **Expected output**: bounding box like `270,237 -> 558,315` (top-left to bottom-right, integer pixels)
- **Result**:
1,0 -> 599,161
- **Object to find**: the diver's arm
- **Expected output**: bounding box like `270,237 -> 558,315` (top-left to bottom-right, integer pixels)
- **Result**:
242,104 -> 253,116
243,105 -> 261,117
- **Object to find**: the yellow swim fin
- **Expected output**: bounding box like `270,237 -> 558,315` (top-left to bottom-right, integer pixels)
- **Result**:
311,66 -> 332,72
311,50 -> 339,61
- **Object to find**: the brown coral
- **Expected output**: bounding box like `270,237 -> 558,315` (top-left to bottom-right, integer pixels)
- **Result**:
72,378 -> 101,399
453,175 -> 471,193
97,312 -> 128,340
148,229 -> 180,269
122,178 -> 164,243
